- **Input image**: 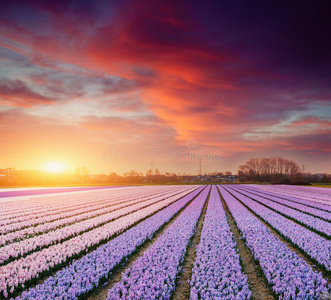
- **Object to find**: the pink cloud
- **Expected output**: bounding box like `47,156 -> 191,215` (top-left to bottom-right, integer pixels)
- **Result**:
0,79 -> 55,106
0,0 -> 330,173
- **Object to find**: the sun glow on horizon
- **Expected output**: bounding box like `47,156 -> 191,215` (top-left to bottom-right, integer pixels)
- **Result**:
44,161 -> 66,173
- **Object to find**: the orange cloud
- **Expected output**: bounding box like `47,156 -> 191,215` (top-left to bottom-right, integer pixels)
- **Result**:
0,79 -> 56,107
0,0 -> 330,174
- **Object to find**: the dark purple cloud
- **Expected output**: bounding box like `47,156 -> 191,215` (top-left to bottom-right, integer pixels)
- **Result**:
0,0 -> 330,172
0,79 -> 55,106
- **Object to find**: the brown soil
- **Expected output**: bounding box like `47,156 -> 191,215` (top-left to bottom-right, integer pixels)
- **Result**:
170,187 -> 211,300
86,187 -> 208,300
228,186 -> 331,240
11,187 -> 202,299
223,186 -> 331,287
217,186 -> 276,300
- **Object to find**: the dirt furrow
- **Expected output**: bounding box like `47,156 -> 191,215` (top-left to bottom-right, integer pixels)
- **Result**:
12,187 -> 202,299
217,186 -> 275,300
170,187 -> 211,300
223,186 -> 331,286
85,186 -> 207,300
227,186 -> 331,240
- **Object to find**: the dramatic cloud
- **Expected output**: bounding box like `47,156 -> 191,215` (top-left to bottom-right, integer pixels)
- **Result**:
0,79 -> 55,106
0,0 -> 330,173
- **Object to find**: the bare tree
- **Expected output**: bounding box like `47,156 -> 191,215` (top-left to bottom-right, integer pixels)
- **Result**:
238,157 -> 301,183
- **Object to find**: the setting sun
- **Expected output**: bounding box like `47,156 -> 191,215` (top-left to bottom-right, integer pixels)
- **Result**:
44,162 -> 66,173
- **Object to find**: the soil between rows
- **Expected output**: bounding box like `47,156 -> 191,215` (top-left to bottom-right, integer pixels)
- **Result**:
170,186 -> 211,300
86,186 -> 208,300
11,187 -> 201,299
2,190 -> 195,270
230,186 -> 331,239
241,186 -> 331,212
223,185 -> 331,287
217,186 -> 275,300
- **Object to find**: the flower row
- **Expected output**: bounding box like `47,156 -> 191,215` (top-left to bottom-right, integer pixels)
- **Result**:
13,186 -> 205,300
0,187 -> 200,298
229,187 -> 331,237
0,186 -> 182,228
105,187 -> 210,299
0,187 -> 189,246
237,186 -> 331,221
0,186 -> 139,218
219,186 -> 330,299
252,185 -> 331,207
223,187 -> 331,272
226,186 -> 331,271
0,188 -> 194,265
190,186 -> 251,300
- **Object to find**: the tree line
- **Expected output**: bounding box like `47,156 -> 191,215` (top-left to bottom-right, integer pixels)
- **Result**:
238,157 -> 302,183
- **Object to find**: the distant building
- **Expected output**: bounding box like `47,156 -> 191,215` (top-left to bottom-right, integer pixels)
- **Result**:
0,168 -> 13,176
180,173 -> 237,183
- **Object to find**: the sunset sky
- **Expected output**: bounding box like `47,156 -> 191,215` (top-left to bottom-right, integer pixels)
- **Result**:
0,0 -> 330,175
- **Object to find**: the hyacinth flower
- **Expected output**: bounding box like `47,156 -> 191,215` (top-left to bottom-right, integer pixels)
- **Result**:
220,186 -> 331,299
0,187 -> 200,298
0,186 -> 166,229
0,188 -> 194,265
0,185 -> 193,243
228,186 -> 331,235
233,186 -> 331,221
0,186 -> 192,246
106,187 -> 210,299
226,187 -> 331,272
190,186 -> 251,299
248,185 -> 331,209
12,187 -> 205,299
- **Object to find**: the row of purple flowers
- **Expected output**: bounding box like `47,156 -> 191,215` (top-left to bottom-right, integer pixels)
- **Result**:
190,186 -> 251,299
226,187 -> 331,272
229,186 -> 331,237
105,187 -> 210,299
13,186 -> 205,299
237,186 -> 331,221
0,188 -> 191,263
220,186 -> 330,299
0,186 -> 141,222
0,186 -> 183,231
0,187 -> 198,298
0,191 -> 195,264
1,193 -> 148,245
248,185 -> 331,210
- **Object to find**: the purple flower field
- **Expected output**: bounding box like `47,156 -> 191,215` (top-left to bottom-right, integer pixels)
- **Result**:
0,185 -> 330,299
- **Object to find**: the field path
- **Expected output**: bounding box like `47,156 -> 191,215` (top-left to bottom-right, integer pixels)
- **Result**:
222,186 -> 331,287
87,186 -> 208,300
170,187 -> 210,300
217,186 -> 275,300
